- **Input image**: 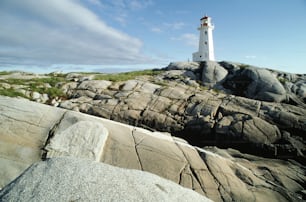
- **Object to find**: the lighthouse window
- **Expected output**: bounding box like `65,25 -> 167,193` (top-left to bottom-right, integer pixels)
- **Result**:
205,31 -> 207,35
204,41 -> 207,45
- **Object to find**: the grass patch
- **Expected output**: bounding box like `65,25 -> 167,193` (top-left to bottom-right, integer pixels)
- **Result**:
0,71 -> 11,76
0,76 -> 66,86
94,69 -> 164,82
0,78 -> 26,85
0,76 -> 67,100
239,64 -> 249,69
0,88 -> 27,98
27,77 -> 67,99
30,77 -> 66,87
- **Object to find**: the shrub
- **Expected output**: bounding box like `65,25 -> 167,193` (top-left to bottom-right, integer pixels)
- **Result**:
278,77 -> 289,84
239,64 -> 249,69
0,71 -> 11,76
94,69 -> 164,82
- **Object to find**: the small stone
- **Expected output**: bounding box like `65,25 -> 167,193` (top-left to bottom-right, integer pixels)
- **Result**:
31,92 -> 41,100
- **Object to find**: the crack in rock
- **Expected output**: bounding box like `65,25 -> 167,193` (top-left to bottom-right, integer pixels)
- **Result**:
131,127 -> 144,170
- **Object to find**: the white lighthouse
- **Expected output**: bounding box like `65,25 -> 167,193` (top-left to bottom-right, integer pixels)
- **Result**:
192,15 -> 215,61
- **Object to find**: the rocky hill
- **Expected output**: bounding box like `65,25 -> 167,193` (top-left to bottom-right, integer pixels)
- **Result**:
0,61 -> 305,201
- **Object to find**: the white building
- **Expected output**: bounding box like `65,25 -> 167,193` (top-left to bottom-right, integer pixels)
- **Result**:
192,15 -> 215,62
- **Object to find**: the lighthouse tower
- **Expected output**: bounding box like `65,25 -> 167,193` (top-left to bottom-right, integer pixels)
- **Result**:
192,15 -> 215,61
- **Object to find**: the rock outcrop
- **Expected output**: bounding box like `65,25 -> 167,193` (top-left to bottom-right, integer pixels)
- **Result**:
201,61 -> 228,88
1,96 -> 305,201
59,74 -> 306,161
163,61 -> 306,105
0,157 -> 211,202
222,65 -> 287,102
1,64 -> 305,161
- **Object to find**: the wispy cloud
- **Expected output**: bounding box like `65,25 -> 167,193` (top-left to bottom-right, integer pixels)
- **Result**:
151,27 -> 163,33
171,33 -> 198,47
149,21 -> 185,34
88,0 -> 153,27
86,0 -> 104,7
0,0 -> 151,67
128,0 -> 153,10
97,0 -> 153,11
164,22 -> 185,30
245,55 -> 257,59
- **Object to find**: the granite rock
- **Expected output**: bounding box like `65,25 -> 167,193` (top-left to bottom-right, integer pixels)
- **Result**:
0,96 -> 305,201
0,157 -> 211,202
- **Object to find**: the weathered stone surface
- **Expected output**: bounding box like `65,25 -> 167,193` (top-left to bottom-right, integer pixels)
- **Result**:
77,80 -> 112,93
44,114 -> 109,161
216,113 -> 281,145
244,68 -> 286,102
165,61 -> 200,70
0,96 -> 65,188
57,74 -> 305,160
222,65 -> 287,102
0,157 -> 211,202
198,147 -> 306,202
0,96 -> 305,202
202,61 -> 228,87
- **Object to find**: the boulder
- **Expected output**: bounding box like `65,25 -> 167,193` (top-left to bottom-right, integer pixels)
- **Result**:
77,80 -> 112,93
201,61 -> 228,87
44,119 -> 109,161
31,91 -> 41,100
165,62 -> 200,70
222,65 -> 287,102
0,157 -> 211,202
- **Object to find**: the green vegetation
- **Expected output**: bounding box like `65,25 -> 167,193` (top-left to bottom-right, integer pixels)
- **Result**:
239,64 -> 249,69
0,88 -> 27,98
31,77 -> 66,87
278,77 -> 289,85
94,69 -> 164,82
0,78 -> 25,85
211,88 -> 221,94
0,76 -> 67,99
0,71 -> 11,76
199,85 -> 209,91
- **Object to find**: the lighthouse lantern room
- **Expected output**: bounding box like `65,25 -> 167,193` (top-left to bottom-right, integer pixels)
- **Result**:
192,15 -> 215,62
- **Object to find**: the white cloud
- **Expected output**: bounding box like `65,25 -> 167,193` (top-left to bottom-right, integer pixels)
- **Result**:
151,27 -> 163,33
171,33 -> 198,48
128,0 -> 153,10
0,0 -> 151,67
86,0 -> 104,7
245,55 -> 257,59
100,0 -> 153,11
149,21 -> 185,34
164,22 -> 185,30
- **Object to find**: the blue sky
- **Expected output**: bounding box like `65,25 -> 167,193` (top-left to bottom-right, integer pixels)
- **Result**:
0,0 -> 305,73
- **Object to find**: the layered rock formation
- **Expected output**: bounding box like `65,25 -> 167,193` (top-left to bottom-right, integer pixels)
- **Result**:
56,63 -> 306,162
0,96 -> 305,201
